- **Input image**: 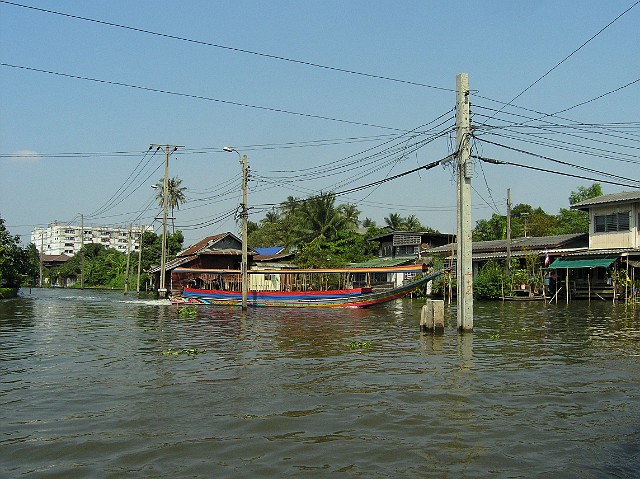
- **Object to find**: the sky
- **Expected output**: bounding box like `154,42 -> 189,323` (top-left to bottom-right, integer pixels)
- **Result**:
1,0 -> 639,248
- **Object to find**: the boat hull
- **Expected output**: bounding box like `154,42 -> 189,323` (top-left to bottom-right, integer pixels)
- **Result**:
171,270 -> 442,308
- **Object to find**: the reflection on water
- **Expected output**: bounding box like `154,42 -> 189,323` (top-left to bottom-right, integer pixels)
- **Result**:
1,289 -> 639,478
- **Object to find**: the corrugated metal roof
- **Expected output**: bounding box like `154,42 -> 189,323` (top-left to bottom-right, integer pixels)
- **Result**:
426,234 -> 587,254
254,246 -> 285,255
148,254 -> 197,274
571,190 -> 640,210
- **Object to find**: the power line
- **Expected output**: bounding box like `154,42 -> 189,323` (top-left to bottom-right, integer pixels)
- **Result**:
1,62 -> 412,132
0,1 -> 454,92
474,155 -> 640,189
478,0 -> 640,124
473,137 -> 640,187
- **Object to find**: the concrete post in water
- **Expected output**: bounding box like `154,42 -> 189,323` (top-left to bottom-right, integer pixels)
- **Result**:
421,300 -> 444,333
455,73 -> 473,331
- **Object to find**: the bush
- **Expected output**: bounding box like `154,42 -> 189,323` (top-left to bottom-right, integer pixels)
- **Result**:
474,260 -> 509,299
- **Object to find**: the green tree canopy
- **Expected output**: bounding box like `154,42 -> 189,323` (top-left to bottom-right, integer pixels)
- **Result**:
0,218 -> 33,288
154,176 -> 187,233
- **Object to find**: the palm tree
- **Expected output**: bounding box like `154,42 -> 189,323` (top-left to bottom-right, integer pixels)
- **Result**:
384,213 -> 404,231
339,203 -> 361,230
154,176 -> 187,233
299,192 -> 347,242
404,215 -> 424,232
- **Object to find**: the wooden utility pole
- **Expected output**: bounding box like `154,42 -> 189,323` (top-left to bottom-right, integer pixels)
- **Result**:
456,73 -> 473,332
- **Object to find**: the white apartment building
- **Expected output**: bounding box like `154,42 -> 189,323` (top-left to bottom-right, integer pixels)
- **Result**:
31,222 -> 153,256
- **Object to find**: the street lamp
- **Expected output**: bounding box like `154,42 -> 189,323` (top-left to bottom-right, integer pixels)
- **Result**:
223,146 -> 249,310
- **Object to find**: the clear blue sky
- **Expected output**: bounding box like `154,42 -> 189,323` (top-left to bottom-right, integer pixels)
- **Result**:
1,0 -> 639,247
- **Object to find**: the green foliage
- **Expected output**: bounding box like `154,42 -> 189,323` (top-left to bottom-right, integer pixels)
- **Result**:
154,176 -> 187,233
52,230 -> 183,289
569,184 -> 603,205
162,347 -> 207,356
177,306 -> 198,318
0,217 -> 34,288
473,214 -> 506,241
384,213 -> 436,232
473,260 -> 509,299
554,208 -> 589,234
348,340 -> 372,350
472,184 -> 603,240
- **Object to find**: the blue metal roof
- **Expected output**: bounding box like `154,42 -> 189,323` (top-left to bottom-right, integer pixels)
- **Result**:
254,246 -> 285,256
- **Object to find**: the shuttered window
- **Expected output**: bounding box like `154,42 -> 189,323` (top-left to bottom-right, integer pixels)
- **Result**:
594,211 -> 630,232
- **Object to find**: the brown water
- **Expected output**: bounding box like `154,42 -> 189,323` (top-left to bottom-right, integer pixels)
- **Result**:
1,288 -> 639,478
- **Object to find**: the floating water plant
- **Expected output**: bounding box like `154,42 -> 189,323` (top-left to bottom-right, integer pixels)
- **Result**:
177,306 -> 198,318
162,348 -> 207,356
348,340 -> 372,350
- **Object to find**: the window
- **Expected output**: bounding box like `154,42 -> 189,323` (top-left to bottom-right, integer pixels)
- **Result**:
594,211 -> 630,232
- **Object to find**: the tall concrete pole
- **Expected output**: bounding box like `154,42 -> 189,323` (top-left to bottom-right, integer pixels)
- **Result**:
39,232 -> 44,288
241,154 -> 249,310
124,224 -> 132,294
506,189 -> 512,273
136,227 -> 143,293
223,147 -> 249,310
150,144 -> 180,297
80,214 -> 84,289
160,146 -> 169,297
456,73 -> 473,332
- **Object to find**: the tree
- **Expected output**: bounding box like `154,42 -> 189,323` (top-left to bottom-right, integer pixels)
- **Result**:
569,184 -> 603,205
154,176 -> 187,233
339,203 -> 361,230
552,184 -> 603,235
362,217 -> 376,228
0,218 -> 30,288
298,192 -> 348,242
384,213 -> 404,230
473,214 -> 506,241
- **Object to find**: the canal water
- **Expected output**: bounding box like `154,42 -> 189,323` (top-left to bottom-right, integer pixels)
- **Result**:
1,289 -> 639,478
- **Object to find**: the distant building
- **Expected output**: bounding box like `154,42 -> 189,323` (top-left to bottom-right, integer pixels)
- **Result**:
31,222 -> 152,256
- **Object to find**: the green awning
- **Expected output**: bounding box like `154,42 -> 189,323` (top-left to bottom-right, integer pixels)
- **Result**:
547,257 -> 617,269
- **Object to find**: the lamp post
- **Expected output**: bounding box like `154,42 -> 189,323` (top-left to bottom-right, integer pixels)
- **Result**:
223,146 -> 249,310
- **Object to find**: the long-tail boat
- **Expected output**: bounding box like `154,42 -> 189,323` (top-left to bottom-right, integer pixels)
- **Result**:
170,264 -> 444,308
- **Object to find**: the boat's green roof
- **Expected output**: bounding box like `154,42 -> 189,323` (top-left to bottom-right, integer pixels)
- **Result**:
349,257 -> 414,268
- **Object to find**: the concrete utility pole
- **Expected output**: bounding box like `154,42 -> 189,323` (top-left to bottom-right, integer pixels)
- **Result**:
506,189 -> 512,273
80,214 -> 84,289
136,227 -> 143,293
39,233 -> 44,288
456,73 -> 473,332
150,144 -> 180,298
124,224 -> 132,294
223,147 -> 249,310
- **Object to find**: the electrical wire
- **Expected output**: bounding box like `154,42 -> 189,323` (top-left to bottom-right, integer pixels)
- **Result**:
477,0 -> 640,125
474,136 -> 640,186
474,155 -> 640,189
0,1 -> 454,92
1,62 -> 416,132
